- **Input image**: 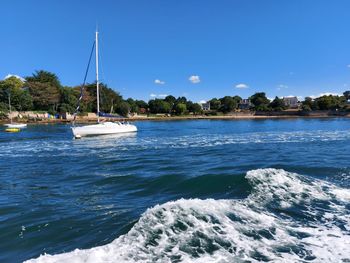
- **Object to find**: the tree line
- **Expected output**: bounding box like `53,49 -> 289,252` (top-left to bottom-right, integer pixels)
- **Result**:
0,70 -> 134,117
1,70 -> 350,118
209,92 -> 350,113
0,70 -> 204,117
301,93 -> 349,111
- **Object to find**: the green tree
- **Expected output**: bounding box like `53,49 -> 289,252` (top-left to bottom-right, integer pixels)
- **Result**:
269,96 -> 287,111
301,104 -> 312,111
174,103 -> 187,115
100,84 -> 123,113
343,91 -> 350,100
232,95 -> 242,105
26,70 -> 61,112
164,95 -> 176,106
302,97 -> 315,111
3,76 -> 23,89
148,99 -> 171,113
0,77 -> 33,111
189,103 -> 203,115
116,101 -> 130,116
135,100 -> 148,111
27,82 -> 60,112
0,102 -> 9,119
303,97 -> 313,106
26,70 -> 62,88
209,98 -> 221,111
126,98 -> 139,113
316,96 -> 332,110
186,101 -> 194,111
16,89 -> 33,111
219,96 -> 237,113
249,92 -> 271,111
83,82 -> 123,114
58,87 -> 78,113
176,96 -> 187,104
164,95 -> 176,113
314,95 -> 346,110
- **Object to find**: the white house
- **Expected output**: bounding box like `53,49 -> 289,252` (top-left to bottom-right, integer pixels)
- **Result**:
199,101 -> 210,111
283,96 -> 299,108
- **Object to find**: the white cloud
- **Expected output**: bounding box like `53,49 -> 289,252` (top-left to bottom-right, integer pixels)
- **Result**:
154,79 -> 165,85
4,74 -> 25,82
235,83 -> 249,89
309,92 -> 341,99
199,100 -> 207,104
277,84 -> 288,90
189,75 -> 200,84
150,93 -> 168,98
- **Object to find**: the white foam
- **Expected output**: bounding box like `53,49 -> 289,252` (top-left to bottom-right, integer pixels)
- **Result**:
2,129 -> 350,158
25,169 -> 350,263
331,188 -> 350,202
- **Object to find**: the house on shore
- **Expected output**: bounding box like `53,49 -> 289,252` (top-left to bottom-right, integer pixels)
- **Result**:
199,101 -> 211,111
239,99 -> 252,110
283,96 -> 299,109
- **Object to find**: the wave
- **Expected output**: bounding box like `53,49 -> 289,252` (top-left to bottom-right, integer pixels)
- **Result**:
25,169 -> 350,262
2,129 -> 350,158
134,130 -> 350,149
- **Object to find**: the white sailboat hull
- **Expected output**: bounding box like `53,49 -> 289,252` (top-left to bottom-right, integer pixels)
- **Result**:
4,123 -> 27,128
71,122 -> 137,138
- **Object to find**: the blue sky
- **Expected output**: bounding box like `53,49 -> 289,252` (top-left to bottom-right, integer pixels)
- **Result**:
1,0 -> 350,102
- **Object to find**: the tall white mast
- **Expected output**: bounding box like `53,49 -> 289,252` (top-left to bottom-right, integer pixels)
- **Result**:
95,30 -> 100,123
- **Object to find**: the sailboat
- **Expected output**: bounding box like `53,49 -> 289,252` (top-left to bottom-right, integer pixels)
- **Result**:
4,90 -> 27,130
71,31 -> 137,139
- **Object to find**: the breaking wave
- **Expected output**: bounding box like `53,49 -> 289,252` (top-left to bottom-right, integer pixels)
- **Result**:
25,169 -> 350,263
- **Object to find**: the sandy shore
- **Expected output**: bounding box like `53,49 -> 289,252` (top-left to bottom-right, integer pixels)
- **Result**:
1,113 -> 349,124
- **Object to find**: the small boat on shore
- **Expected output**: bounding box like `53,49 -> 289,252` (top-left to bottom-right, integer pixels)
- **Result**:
4,90 -> 27,129
5,128 -> 21,133
4,123 -> 27,129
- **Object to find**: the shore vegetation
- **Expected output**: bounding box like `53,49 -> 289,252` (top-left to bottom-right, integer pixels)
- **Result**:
1,70 -> 350,119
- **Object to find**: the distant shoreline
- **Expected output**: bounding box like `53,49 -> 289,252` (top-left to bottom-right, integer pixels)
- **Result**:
1,112 -> 350,124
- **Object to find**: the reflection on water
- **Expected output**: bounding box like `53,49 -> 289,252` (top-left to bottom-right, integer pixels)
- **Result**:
73,132 -> 137,148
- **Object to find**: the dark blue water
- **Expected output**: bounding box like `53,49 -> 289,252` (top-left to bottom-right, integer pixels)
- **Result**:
0,119 -> 349,262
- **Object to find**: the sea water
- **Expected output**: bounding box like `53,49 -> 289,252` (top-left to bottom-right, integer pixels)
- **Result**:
0,119 -> 349,262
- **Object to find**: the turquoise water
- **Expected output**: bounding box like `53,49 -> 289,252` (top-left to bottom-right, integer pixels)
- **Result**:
1,119 -> 350,262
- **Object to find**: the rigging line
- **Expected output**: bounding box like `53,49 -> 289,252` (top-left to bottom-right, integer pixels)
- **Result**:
72,40 -> 96,125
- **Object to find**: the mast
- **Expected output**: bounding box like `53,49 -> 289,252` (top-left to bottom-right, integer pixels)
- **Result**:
8,90 -> 12,124
95,30 -> 100,123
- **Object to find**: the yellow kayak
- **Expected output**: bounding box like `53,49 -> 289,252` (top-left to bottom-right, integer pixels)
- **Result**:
5,128 -> 21,133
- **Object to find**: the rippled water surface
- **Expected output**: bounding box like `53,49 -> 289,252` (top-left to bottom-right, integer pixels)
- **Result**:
0,119 -> 350,262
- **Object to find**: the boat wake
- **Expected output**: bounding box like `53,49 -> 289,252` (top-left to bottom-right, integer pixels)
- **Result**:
2,129 -> 349,158
25,169 -> 350,263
